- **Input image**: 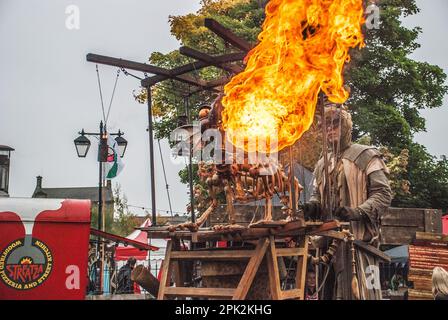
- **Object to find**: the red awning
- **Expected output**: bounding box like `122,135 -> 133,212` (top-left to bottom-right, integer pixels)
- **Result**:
90,226 -> 159,252
114,218 -> 157,261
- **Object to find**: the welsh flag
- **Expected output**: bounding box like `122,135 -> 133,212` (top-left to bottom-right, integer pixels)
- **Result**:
106,135 -> 124,179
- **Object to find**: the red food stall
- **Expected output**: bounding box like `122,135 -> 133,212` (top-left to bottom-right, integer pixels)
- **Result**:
0,198 -> 91,300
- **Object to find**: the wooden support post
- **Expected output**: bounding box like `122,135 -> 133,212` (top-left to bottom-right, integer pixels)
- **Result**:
295,236 -> 309,298
232,237 -> 269,300
266,236 -> 281,300
157,240 -> 173,300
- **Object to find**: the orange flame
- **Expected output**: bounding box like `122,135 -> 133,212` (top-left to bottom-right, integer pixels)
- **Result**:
222,0 -> 365,152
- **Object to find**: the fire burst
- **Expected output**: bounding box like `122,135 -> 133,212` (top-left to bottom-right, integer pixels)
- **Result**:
222,0 -> 365,152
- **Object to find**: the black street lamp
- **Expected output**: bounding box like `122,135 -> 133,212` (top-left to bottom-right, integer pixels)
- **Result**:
73,130 -> 91,158
73,121 -> 127,232
114,130 -> 128,158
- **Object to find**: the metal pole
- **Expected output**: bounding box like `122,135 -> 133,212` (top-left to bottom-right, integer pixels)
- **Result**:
185,96 -> 195,224
98,121 -> 103,232
147,86 -> 157,226
319,94 -> 332,220
97,121 -> 104,294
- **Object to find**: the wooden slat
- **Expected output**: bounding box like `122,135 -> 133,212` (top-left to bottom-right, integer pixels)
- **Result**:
141,220 -> 337,242
276,247 -> 305,257
407,289 -> 433,300
415,232 -> 448,243
171,250 -> 254,260
157,240 -> 172,300
306,220 -> 341,235
232,238 -> 269,300
312,230 -> 348,241
380,226 -> 421,245
164,287 -> 235,298
280,289 -> 302,300
250,220 -> 288,228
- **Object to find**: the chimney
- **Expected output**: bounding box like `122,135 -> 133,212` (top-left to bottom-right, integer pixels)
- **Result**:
32,175 -> 47,198
36,176 -> 43,189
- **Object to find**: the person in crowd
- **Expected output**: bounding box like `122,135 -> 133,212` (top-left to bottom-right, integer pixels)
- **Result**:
305,267 -> 319,300
117,257 -> 137,294
432,266 -> 448,300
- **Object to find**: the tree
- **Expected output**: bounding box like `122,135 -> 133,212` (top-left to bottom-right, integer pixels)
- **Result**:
136,0 -> 447,210
110,184 -> 140,236
345,0 -> 447,209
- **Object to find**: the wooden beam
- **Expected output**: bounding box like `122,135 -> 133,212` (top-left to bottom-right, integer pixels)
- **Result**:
276,247 -> 305,257
204,18 -> 253,52
306,220 -> 341,235
141,51 -> 246,87
86,53 -> 170,76
86,53 -> 209,88
180,46 -> 244,74
170,250 -> 254,260
232,238 -> 269,300
164,287 -> 235,298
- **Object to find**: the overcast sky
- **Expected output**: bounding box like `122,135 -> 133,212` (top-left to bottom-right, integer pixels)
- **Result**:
0,0 -> 446,217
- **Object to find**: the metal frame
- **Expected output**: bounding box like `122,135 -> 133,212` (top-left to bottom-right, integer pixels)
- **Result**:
86,19 -> 252,226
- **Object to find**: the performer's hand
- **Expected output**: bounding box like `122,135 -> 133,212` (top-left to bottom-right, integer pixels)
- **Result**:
300,202 -> 322,220
334,206 -> 362,221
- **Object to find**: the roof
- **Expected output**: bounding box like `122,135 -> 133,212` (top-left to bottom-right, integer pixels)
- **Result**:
34,187 -> 113,202
0,145 -> 14,151
384,245 -> 409,264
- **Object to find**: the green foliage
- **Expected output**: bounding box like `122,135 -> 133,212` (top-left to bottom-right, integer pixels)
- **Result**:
90,205 -> 113,233
137,0 -> 447,210
392,144 -> 448,210
345,0 -> 448,209
110,184 -> 140,237
347,0 -> 447,149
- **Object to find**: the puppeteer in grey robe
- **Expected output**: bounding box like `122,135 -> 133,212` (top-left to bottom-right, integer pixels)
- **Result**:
308,105 -> 392,300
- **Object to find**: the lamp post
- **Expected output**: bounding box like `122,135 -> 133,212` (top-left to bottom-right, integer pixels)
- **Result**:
74,121 -> 127,294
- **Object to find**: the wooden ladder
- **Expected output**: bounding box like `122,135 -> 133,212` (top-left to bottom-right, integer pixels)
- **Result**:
157,235 -> 309,300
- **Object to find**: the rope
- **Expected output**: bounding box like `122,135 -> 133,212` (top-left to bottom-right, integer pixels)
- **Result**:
127,204 -> 186,216
105,69 -> 121,125
95,64 -> 107,123
157,139 -> 174,218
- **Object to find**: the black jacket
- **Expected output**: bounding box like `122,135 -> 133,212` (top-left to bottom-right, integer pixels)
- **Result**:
117,264 -> 134,294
